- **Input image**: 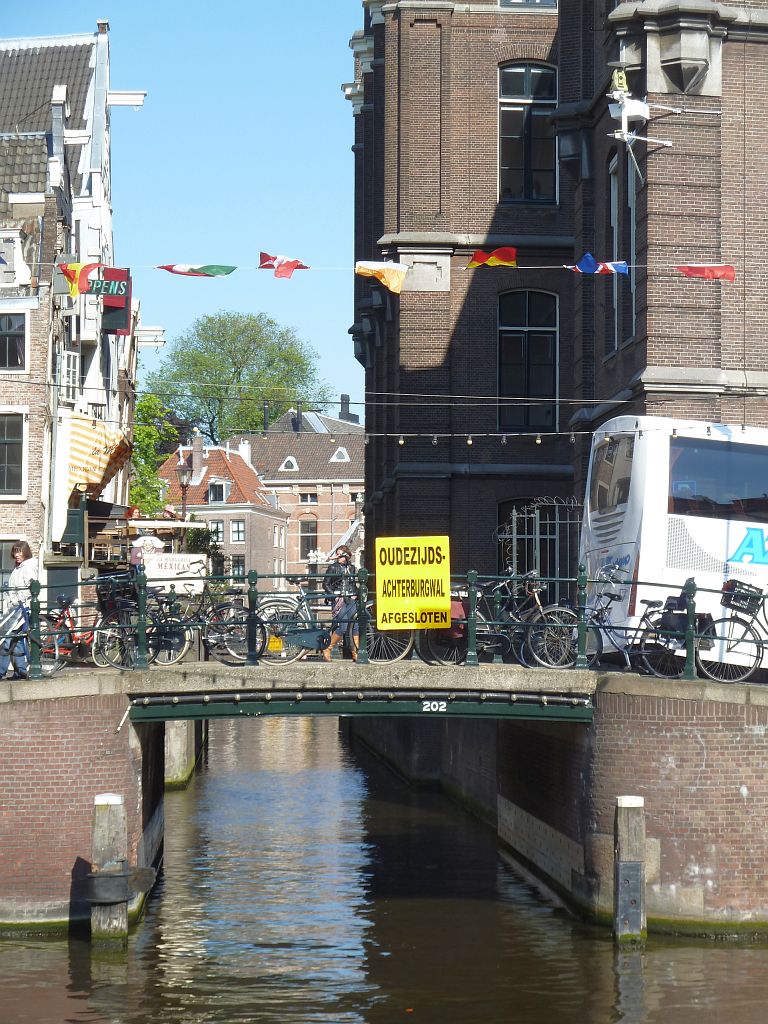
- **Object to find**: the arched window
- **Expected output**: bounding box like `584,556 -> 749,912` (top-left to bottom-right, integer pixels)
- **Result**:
498,290 -> 557,431
499,63 -> 557,202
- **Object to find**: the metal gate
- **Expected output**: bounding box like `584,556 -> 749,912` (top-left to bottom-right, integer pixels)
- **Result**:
495,498 -> 583,604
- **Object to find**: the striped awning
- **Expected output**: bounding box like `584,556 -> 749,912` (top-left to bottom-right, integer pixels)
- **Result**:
67,412 -> 132,495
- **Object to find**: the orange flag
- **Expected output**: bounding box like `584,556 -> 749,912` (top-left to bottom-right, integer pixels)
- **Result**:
58,262 -> 104,297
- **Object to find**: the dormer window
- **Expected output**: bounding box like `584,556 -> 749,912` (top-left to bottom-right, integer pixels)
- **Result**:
330,447 -> 350,463
208,480 -> 229,503
279,456 -> 298,472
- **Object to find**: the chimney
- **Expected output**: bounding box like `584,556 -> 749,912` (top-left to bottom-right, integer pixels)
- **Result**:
191,430 -> 204,477
239,438 -> 252,466
339,393 -> 360,424
295,401 -> 303,433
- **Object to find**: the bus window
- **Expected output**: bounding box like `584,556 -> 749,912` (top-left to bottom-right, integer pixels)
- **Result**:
589,435 -> 634,513
669,436 -> 768,524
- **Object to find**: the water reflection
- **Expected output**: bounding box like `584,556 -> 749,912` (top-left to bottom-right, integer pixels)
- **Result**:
1,717 -> 768,1022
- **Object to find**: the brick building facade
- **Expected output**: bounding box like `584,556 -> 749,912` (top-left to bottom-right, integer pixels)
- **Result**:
0,23 -> 148,588
241,400 -> 365,576
159,433 -> 289,581
346,0 -> 768,572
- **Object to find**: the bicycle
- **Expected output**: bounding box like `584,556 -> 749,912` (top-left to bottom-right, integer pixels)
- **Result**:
694,578 -> 764,683
44,593 -> 111,668
93,581 -> 261,669
256,575 -> 337,664
0,602 -> 61,677
527,564 -> 694,677
417,569 -> 577,667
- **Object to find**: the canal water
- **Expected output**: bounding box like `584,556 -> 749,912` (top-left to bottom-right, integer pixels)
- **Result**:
1,717 -> 768,1023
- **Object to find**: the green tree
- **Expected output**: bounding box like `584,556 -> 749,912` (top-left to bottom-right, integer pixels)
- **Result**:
129,394 -> 179,515
146,311 -> 330,444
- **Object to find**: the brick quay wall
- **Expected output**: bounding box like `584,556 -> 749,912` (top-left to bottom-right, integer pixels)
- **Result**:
0,691 -> 164,933
349,676 -> 768,936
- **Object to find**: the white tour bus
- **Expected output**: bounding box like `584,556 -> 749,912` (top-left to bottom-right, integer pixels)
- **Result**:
580,415 -> 768,630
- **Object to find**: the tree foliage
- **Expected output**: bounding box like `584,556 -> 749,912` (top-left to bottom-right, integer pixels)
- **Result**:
146,311 -> 330,444
129,394 -> 179,515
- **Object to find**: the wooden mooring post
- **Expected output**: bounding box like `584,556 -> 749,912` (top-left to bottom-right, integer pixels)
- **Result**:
614,795 -> 646,946
90,793 -> 129,945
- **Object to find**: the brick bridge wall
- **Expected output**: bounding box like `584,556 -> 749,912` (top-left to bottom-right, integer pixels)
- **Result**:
350,677 -> 768,935
0,694 -> 164,933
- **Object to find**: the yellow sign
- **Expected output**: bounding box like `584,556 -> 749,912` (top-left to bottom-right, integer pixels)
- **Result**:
375,535 -> 451,630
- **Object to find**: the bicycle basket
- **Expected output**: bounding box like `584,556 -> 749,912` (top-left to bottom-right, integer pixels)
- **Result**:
721,579 -> 763,616
95,575 -> 137,615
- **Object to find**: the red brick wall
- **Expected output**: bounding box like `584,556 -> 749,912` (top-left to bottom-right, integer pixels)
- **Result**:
0,696 -> 163,930
591,689 -> 768,918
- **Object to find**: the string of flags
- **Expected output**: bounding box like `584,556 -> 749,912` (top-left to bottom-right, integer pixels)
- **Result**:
55,249 -> 737,299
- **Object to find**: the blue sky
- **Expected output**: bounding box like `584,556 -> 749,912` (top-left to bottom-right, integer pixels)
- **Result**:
4,1 -> 365,422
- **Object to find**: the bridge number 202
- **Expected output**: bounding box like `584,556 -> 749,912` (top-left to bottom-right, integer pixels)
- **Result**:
422,700 -> 447,713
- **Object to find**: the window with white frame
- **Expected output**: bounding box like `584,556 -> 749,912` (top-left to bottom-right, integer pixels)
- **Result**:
208,481 -> 226,503
498,291 -> 558,431
60,349 -> 79,404
0,314 -> 26,371
231,554 -> 245,578
499,63 -> 557,203
279,526 -> 285,546
231,519 -> 245,543
209,520 -> 224,544
300,519 -> 317,560
273,524 -> 279,545
299,492 -> 318,504
0,413 -> 24,495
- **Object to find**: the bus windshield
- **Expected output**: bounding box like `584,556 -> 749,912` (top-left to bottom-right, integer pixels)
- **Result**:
669,436 -> 768,524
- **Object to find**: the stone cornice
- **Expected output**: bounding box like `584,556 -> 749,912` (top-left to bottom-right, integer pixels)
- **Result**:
378,231 -> 574,250
381,1 -> 558,14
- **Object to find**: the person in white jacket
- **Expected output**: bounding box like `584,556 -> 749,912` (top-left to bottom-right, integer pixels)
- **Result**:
0,541 -> 38,679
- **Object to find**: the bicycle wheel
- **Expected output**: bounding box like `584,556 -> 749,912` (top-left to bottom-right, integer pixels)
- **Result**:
637,623 -> 685,679
527,610 -> 601,669
93,617 -> 137,669
353,602 -> 414,663
420,610 -> 490,666
257,599 -> 310,664
148,616 -> 193,666
93,609 -> 153,669
696,616 -> 762,683
204,603 -> 265,664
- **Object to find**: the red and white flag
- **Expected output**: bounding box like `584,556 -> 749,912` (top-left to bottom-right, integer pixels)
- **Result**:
259,252 -> 309,279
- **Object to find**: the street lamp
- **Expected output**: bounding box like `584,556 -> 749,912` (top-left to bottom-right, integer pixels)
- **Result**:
175,462 -> 192,552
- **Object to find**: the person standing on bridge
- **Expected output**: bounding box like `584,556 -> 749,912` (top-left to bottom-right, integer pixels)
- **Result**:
322,545 -> 358,662
0,541 -> 38,679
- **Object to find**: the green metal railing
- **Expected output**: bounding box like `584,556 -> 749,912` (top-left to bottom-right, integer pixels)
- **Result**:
10,562 -> 765,681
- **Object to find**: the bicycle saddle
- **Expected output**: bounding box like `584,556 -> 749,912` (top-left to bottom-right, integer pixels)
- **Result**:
640,599 -> 663,609
56,594 -> 72,608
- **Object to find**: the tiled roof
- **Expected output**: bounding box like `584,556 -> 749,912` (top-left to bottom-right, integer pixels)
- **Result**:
158,448 -> 276,509
0,36 -> 95,199
0,135 -> 47,191
0,39 -> 93,132
243,433 -> 365,483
